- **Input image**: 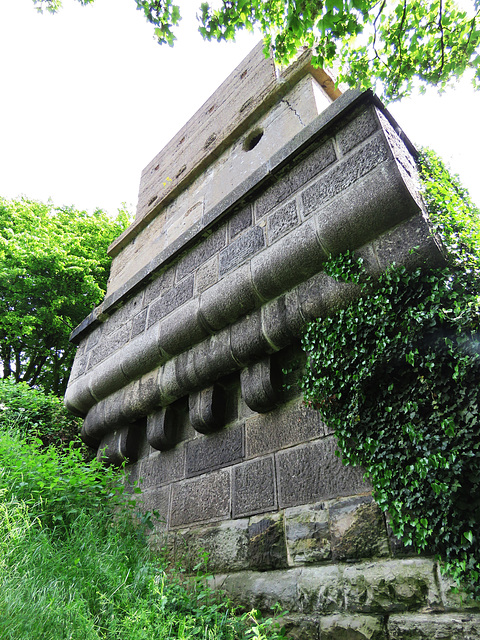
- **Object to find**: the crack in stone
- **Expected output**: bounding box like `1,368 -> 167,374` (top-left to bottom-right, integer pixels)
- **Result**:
282,98 -> 306,127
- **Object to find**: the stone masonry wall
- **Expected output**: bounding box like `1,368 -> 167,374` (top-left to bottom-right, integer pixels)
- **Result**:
65,46 -> 480,639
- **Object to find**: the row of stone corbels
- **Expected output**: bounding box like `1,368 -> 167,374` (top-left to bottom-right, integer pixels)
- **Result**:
81,213 -> 444,460
66,139 -> 431,423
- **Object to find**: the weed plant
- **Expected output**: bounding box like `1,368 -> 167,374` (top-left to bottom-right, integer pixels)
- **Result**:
0,417 -> 285,639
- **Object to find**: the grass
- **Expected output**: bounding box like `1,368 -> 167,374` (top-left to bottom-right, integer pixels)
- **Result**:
0,423 -> 286,639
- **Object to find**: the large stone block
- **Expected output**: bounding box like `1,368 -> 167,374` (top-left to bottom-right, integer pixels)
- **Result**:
335,106 -> 380,156
297,565 -> 344,614
248,513 -> 288,570
147,274 -> 194,327
276,437 -> 370,508
139,447 -> 186,490
320,614 -> 386,640
246,400 -> 328,458
170,469 -> 231,527
388,613 -> 480,640
285,503 -> 331,565
219,225 -> 265,275
186,424 -> 244,476
233,456 -> 277,518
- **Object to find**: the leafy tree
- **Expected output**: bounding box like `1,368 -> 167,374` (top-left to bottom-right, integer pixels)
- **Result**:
32,0 -> 480,101
0,198 -> 129,396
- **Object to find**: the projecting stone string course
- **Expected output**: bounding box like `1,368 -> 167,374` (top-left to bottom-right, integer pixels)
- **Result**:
65,43 -> 479,638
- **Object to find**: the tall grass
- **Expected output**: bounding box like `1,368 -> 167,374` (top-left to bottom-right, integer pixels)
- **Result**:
0,423 -> 285,639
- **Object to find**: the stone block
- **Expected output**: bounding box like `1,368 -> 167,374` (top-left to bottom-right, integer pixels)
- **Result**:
139,447 -> 186,490
246,400 -> 328,458
336,106 -> 380,156
147,274 -> 194,327
214,568 -> 301,612
285,503 -> 331,565
176,226 -> 226,282
219,225 -> 265,275
195,255 -> 218,293
170,469 -> 230,527
157,298 -> 208,357
281,615 -> 321,640
188,384 -> 228,435
146,405 -> 178,451
135,485 -> 171,530
302,134 -> 390,216
233,456 -> 276,518
143,267 -> 175,306
186,424 -> 244,476
88,322 -> 131,368
343,559 -> 442,613
180,520 -> 250,573
131,308 -> 147,338
275,437 -> 370,508
297,565 -> 344,614
320,614 -> 386,640
267,200 -> 299,243
230,204 -> 253,239
240,356 -> 281,413
329,496 -> 389,562
97,425 -> 141,466
248,513 -> 288,570
388,613 -> 480,640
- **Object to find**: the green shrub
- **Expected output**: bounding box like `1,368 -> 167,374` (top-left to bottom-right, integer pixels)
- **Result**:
0,377 -> 82,451
301,149 -> 480,597
0,428 -> 286,639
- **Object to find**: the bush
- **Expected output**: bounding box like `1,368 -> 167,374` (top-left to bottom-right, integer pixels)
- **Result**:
301,149 -> 480,597
0,377 -> 82,451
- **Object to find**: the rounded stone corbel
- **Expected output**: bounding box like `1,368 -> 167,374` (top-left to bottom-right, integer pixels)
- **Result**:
188,384 -> 226,434
240,355 -> 280,413
146,406 -> 177,451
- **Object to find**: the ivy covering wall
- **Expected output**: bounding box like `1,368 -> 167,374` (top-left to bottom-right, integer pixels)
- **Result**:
301,149 -> 480,597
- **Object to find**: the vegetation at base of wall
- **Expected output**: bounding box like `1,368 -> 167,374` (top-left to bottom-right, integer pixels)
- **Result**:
301,148 -> 480,598
0,405 -> 286,639
0,377 -> 83,452
0,197 -> 130,396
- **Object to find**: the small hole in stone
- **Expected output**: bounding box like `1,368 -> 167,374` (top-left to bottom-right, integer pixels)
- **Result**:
240,69 -> 248,79
154,164 -> 159,171
243,129 -> 263,151
178,136 -> 185,145
148,195 -> 158,206
206,104 -> 216,115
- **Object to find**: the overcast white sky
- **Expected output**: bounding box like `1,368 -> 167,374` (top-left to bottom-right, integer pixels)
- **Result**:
1,0 -> 479,216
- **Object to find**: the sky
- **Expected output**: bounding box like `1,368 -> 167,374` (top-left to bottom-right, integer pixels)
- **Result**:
1,0 -> 479,217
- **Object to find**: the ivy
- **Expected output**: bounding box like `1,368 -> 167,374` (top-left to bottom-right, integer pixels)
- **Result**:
301,149 -> 480,598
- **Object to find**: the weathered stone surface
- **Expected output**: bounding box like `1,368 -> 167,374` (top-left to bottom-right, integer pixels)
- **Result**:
388,613 -> 480,639
140,447 -> 185,490
188,384 -> 227,435
282,615 -> 321,640
176,226 -> 227,282
170,469 -> 230,527
248,513 -> 288,570
246,399 -> 328,458
343,559 -> 442,613
233,456 -> 277,518
267,200 -> 299,243
230,204 -> 252,239
143,267 -> 176,306
297,565 -> 344,614
219,225 -> 265,275
240,356 -> 281,413
146,405 -> 178,451
147,274 -> 194,327
97,425 -> 141,466
135,485 -> 170,530
276,437 -> 370,508
186,424 -> 244,476
195,255 -> 218,293
320,614 -> 386,640
285,503 -> 331,565
329,496 -> 389,561
336,106 -> 379,156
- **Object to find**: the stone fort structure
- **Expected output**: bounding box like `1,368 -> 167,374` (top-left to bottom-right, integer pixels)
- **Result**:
65,44 -> 480,638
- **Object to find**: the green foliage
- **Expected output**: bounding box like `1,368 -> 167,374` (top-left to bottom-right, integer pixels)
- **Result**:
0,197 -> 130,396
31,0 -> 480,101
301,148 -> 480,597
0,427 -> 287,639
0,377 -> 82,451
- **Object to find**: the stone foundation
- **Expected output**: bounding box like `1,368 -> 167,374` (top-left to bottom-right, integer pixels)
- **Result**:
65,43 -> 478,637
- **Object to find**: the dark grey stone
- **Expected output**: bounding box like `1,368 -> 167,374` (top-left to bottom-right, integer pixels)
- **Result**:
255,179 -> 293,220
188,384 -> 227,434
388,613 -> 480,640
96,425 -> 141,466
131,308 -> 147,337
313,158 -> 420,256
199,264 -> 260,332
195,256 -> 218,293
230,310 -> 273,368
296,272 -> 360,324
147,405 -> 178,451
246,400 -> 328,458
186,424 -> 244,476
285,503 -> 331,564
267,200 -> 298,243
219,225 -> 265,276
336,106 -> 379,156
302,133 -> 390,216
251,218 -> 328,300
232,456 -> 276,517
157,298 -> 208,357
230,204 -> 252,239
119,329 -> 166,381
143,267 -> 175,306
276,437 -> 370,508
260,296 -> 294,351
135,485 -> 171,529
147,274 -> 194,327
176,226 -> 227,281
103,290 -> 145,336
139,447 -> 186,490
192,331 -> 239,385
170,469 -> 230,527
240,356 -> 280,413
88,322 -> 131,368
248,514 -> 288,570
